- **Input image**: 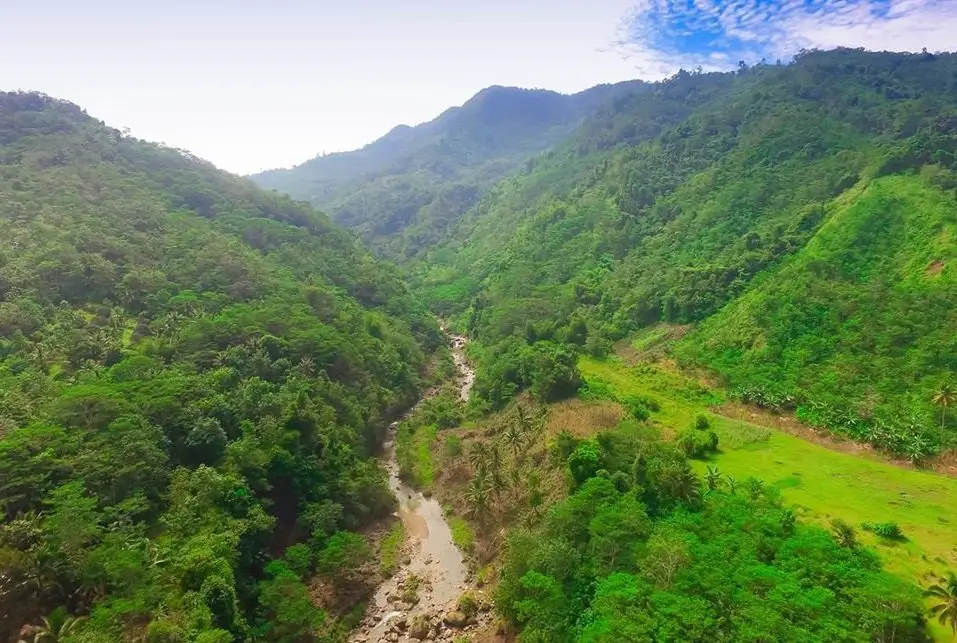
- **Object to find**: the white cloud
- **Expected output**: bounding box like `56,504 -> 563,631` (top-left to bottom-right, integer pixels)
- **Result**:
618,0 -> 957,79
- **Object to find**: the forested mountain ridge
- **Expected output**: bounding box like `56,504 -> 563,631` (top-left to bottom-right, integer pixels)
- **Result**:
0,91 -> 442,642
416,49 -> 957,460
250,81 -> 645,259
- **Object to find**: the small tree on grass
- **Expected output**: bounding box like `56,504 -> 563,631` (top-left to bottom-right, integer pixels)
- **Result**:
831,519 -> 857,549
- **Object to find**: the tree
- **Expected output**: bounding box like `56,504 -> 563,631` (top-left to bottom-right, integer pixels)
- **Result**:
503,424 -> 525,459
18,607 -> 84,643
925,571 -> 957,635
831,519 -> 857,548
468,442 -> 490,473
705,465 -> 722,492
466,472 -> 493,525
932,382 -> 956,438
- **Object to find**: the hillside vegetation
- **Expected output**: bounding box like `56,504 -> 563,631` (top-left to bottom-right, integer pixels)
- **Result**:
250,82 -> 643,259
0,92 -> 440,642
416,49 -> 957,461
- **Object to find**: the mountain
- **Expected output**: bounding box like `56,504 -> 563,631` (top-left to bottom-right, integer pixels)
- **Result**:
250,81 -> 645,259
415,49 -> 957,458
0,92 -> 441,641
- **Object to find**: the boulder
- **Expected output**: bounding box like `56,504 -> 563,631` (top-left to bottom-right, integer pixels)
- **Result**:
409,615 -> 431,640
443,610 -> 469,628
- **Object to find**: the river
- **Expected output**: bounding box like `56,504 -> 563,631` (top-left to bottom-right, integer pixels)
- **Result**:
351,330 -> 474,642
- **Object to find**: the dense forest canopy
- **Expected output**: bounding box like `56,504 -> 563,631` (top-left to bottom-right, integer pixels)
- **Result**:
250,82 -> 644,260
414,48 -> 957,460
0,91 -> 441,642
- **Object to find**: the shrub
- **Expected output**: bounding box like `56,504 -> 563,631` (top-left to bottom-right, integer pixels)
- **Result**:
445,434 -> 463,458
862,521 -> 905,540
694,414 -> 711,431
568,440 -> 603,485
316,531 -> 370,575
457,592 -> 480,618
676,429 -> 719,458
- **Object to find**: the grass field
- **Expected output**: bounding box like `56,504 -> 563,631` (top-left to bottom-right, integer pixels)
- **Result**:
580,355 -> 957,641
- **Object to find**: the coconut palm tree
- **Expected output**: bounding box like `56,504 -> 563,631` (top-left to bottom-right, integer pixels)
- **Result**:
925,570 -> 957,635
466,473 -> 493,525
468,442 -> 490,473
19,607 -> 84,643
503,424 -> 524,459
932,383 -> 956,439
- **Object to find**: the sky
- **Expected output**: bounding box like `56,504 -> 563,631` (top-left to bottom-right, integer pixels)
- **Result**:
2,0 -> 955,174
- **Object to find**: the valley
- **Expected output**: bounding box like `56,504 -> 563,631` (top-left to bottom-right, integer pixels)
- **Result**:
4,46 -> 957,643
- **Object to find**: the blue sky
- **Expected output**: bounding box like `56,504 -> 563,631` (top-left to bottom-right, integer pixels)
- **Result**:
1,1 -> 954,174
620,0 -> 957,76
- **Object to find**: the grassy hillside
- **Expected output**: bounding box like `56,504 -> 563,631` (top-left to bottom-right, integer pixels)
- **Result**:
577,355 -> 957,642
677,173 -> 957,457
415,49 -> 957,458
0,92 -> 440,642
250,82 -> 644,259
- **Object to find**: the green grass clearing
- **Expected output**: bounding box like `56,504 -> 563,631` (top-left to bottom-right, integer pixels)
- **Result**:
447,514 -> 475,554
580,355 -> 957,641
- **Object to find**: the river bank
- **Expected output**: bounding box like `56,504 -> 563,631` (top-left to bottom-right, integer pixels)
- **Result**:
351,331 -> 487,643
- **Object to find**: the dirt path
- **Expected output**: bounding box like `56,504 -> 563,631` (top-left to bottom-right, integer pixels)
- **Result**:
352,330 -> 483,643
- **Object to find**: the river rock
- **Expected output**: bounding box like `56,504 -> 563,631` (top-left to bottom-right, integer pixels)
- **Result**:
409,615 -> 431,640
443,610 -> 469,628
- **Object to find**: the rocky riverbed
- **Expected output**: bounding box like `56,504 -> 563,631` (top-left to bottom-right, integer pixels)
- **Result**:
350,331 -> 490,643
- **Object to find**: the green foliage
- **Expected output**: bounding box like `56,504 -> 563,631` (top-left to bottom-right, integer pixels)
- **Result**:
568,441 -> 604,486
413,50 -> 957,457
379,521 -> 405,576
0,92 -> 438,641
315,531 -> 371,576
925,571 -> 957,635
497,432 -> 927,642
863,521 -> 906,541
449,516 -> 476,553
675,428 -> 719,459
256,561 -> 327,642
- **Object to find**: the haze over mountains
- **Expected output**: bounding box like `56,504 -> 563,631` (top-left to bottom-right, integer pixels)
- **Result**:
250,81 -> 644,258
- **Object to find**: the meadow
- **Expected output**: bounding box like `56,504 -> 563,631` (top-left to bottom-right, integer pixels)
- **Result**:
580,355 -> 957,640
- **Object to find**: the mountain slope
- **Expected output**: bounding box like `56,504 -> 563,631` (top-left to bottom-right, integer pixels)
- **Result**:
415,49 -> 957,455
0,92 -> 440,641
250,81 -> 644,259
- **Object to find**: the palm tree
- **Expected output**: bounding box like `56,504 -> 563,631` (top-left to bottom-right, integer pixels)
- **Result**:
466,473 -> 493,525
515,405 -> 532,436
925,570 -> 957,635
932,383 -> 956,439
705,465 -> 722,492
487,442 -> 504,475
19,607 -> 85,643
503,424 -> 524,459
468,442 -> 490,473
